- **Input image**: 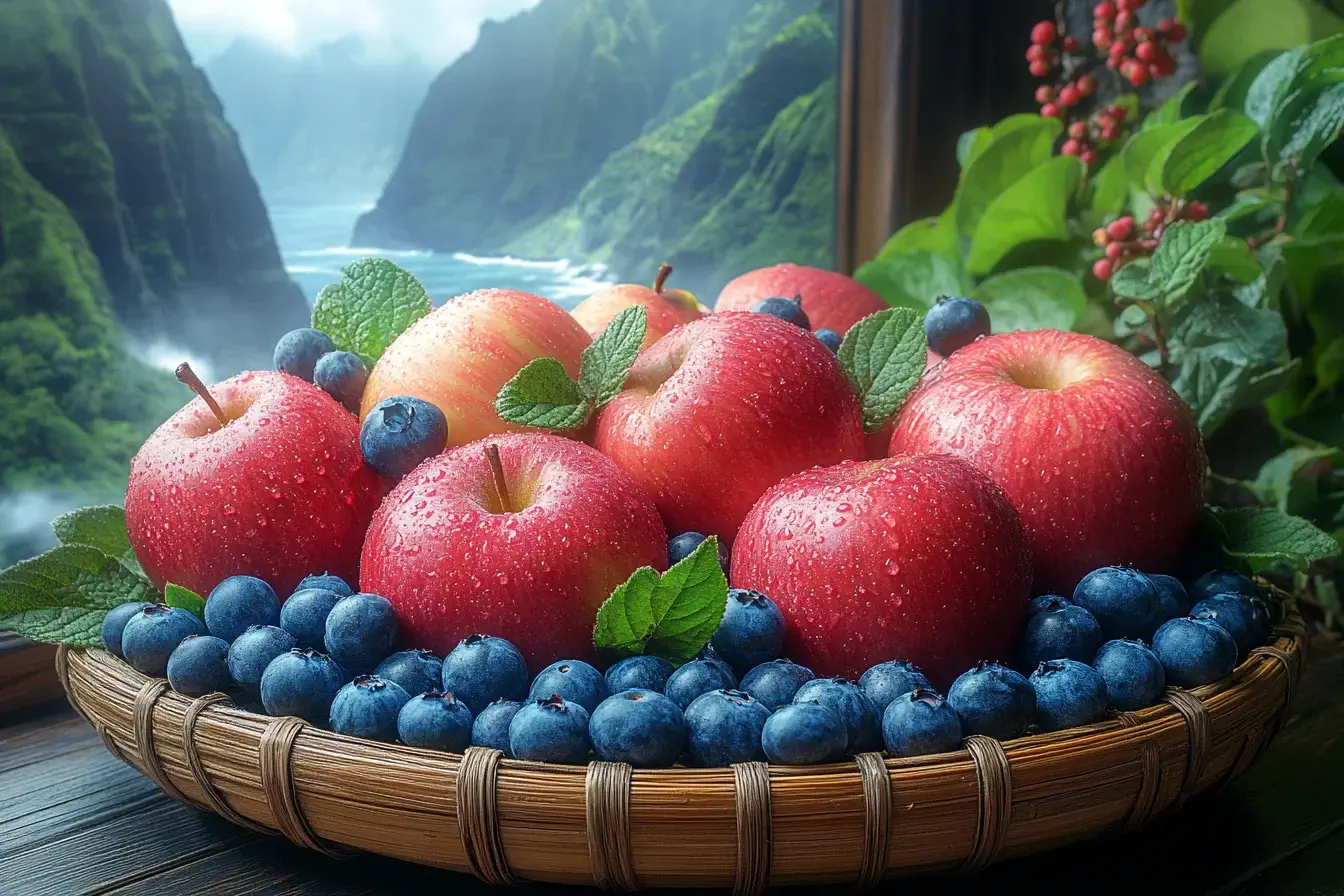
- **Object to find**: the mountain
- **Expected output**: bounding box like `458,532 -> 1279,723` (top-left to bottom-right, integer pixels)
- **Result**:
205,37 -> 433,205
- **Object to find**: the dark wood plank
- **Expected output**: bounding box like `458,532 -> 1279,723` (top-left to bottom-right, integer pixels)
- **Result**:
1227,826 -> 1344,896
0,711 -> 101,773
0,635 -> 62,718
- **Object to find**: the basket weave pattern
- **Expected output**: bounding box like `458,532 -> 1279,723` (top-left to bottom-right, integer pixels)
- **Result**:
56,616 -> 1305,891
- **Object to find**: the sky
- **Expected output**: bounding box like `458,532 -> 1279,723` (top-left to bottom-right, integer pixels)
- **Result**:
166,0 -> 542,66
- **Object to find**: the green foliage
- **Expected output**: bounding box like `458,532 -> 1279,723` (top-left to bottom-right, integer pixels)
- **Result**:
311,258 -> 432,366
0,544 -> 153,647
52,505 -> 143,577
1209,506 -> 1341,569
164,584 -> 205,621
837,309 -> 927,433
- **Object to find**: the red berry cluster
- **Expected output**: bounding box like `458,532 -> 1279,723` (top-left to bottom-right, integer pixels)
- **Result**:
1090,198 -> 1209,280
1048,101 -> 1128,165
1092,0 -> 1185,86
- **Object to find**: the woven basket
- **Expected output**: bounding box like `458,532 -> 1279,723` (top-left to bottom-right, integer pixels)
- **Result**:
56,614 -> 1306,892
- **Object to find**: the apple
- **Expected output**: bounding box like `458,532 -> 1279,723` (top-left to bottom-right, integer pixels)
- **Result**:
126,369 -> 385,597
361,289 -> 592,448
359,433 -> 666,664
594,312 -> 866,547
731,454 -> 1033,685
889,329 -> 1206,593
714,263 -> 888,334
571,263 -> 708,349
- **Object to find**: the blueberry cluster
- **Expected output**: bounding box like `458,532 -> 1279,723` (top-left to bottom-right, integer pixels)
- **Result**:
746,295 -> 843,356
273,328 -> 368,414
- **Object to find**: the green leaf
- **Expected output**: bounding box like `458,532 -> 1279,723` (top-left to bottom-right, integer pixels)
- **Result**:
957,127 -> 992,168
875,212 -> 959,261
1210,51 -> 1282,110
1246,45 -> 1313,125
1151,219 -> 1229,308
1090,157 -> 1131,216
1110,262 -> 1162,303
164,584 -> 205,621
592,536 -> 728,665
838,308 -> 927,432
494,358 -> 590,430
1210,506 -> 1341,569
972,268 -> 1086,333
955,117 -> 1062,237
51,505 -> 144,578
853,251 -> 969,311
1161,110 -> 1260,194
0,545 -> 155,647
1272,81 -> 1344,172
1124,121 -> 1201,194
1205,1 -> 1344,79
1208,235 -> 1263,282
578,305 -> 646,407
1253,446 -> 1340,511
966,156 -> 1084,276
311,258 -> 432,366
1147,81 -> 1201,129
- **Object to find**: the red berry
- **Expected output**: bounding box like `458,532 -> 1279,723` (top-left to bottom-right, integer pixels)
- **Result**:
1093,27 -> 1113,49
1115,11 -> 1135,30
1166,22 -> 1187,42
1096,113 -> 1117,130
1035,85 -> 1056,104
1032,20 -> 1058,45
1101,125 -> 1120,141
1118,0 -> 1146,11
1030,59 -> 1052,77
1134,26 -> 1154,42
1105,241 -> 1126,260
1187,201 -> 1209,221
1107,217 -> 1135,240
1093,258 -> 1114,280
1027,44 -> 1049,62
1077,75 -> 1097,96
1141,238 -> 1159,250
1068,121 -> 1088,139
1109,43 -> 1129,64
1062,139 -> 1082,156
1040,102 -> 1062,118
1151,53 -> 1178,77
1128,65 -> 1150,86
1059,85 -> 1082,107
1063,35 -> 1080,53
1093,228 -> 1109,247
1111,106 -> 1128,121
1094,1 -> 1116,20
1136,41 -> 1160,63
1081,149 -> 1097,166
1157,17 -> 1175,30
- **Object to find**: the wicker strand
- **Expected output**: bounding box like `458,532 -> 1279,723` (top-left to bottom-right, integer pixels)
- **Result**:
132,679 -> 195,806
961,735 -> 1012,874
1111,712 -> 1163,831
731,762 -> 772,896
258,716 -> 343,857
585,761 -> 638,891
182,693 -> 271,834
1249,645 -> 1298,732
455,747 -> 517,886
853,752 -> 891,890
1162,688 -> 1210,806
54,646 -> 128,764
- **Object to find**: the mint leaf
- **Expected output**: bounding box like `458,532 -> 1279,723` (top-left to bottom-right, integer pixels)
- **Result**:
311,258 -> 432,366
853,250 -> 969,311
1273,82 -> 1344,173
1207,236 -> 1262,283
578,305 -> 647,406
972,268 -> 1085,333
51,504 -> 144,578
1150,219 -> 1228,308
0,545 -> 155,647
164,583 -> 205,621
1210,506 -> 1341,570
1110,262 -> 1161,303
494,358 -> 589,430
1161,110 -> 1259,195
838,308 -> 927,433
966,155 -> 1083,275
593,536 -> 728,665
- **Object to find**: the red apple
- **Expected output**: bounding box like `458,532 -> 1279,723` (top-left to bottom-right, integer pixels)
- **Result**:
361,289 -> 592,448
731,454 -> 1032,684
360,433 -> 666,664
571,263 -> 708,349
126,370 -> 385,597
714,263 -> 888,334
890,330 -> 1206,593
594,312 -> 865,547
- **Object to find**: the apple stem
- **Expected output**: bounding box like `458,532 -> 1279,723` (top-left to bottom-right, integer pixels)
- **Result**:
485,443 -> 512,513
175,363 -> 228,427
653,262 -> 672,295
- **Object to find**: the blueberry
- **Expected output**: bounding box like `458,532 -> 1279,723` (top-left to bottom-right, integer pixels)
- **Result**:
166,635 -> 232,697
665,658 -> 737,710
793,677 -> 880,753
859,660 -> 933,715
814,328 -> 842,353
750,295 -> 810,329
397,691 -> 474,751
667,531 -> 730,572
684,689 -> 770,767
1092,639 -> 1165,710
329,675 -> 411,742
695,644 -> 736,678
1072,566 -> 1160,639
323,593 -> 398,674
359,396 -> 448,480
761,702 -> 847,765
375,649 -> 443,697
204,576 -> 280,643
102,601 -> 153,658
1020,601 -> 1104,669
1152,616 -> 1238,687
882,687 -> 963,757
121,605 -> 207,677
923,296 -> 990,356
711,589 -> 786,673
1029,594 -> 1072,615
1147,573 -> 1192,626
274,327 -> 335,382
294,573 -> 353,597
508,695 -> 591,764
279,588 -> 344,649
472,699 -> 523,755
528,660 -> 608,713
313,350 -> 368,413
590,689 -> 688,767
227,625 -> 298,695
739,658 -> 814,711
604,655 -> 675,694
441,634 -> 529,713
947,661 -> 1036,740
260,648 -> 346,723
1030,659 -> 1109,731
1189,593 -> 1270,660
1189,569 -> 1260,604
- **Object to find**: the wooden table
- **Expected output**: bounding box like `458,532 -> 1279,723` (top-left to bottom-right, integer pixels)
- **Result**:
2,638 -> 1342,896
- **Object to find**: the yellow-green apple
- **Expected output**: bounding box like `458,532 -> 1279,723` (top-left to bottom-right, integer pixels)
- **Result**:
571,263 -> 708,349
359,433 -> 665,663
594,312 -> 866,547
715,263 -> 887,334
126,369 -> 385,597
890,330 -> 1206,593
731,454 -> 1032,684
361,289 -> 592,447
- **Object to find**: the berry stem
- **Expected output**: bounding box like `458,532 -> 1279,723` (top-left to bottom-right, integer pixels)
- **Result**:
485,442 -> 513,513
653,262 -> 672,295
1137,300 -> 1171,368
175,362 -> 228,426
